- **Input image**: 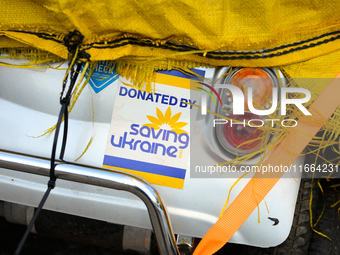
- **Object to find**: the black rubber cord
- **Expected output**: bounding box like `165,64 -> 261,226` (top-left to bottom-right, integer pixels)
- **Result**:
14,63 -> 82,255
14,30 -> 87,255
14,185 -> 54,255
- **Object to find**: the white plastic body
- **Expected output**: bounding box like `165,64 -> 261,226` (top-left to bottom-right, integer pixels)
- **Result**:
0,63 -> 303,247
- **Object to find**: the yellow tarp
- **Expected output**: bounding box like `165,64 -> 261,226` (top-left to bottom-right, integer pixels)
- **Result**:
1,0 -> 340,158
1,0 -> 340,69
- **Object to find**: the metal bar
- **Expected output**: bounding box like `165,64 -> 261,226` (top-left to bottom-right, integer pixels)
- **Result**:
0,150 -> 180,255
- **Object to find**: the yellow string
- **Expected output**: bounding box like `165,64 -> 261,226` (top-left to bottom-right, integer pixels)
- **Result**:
76,84 -> 95,161
219,170 -> 252,218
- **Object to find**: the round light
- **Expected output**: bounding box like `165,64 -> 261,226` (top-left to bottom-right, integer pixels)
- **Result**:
231,68 -> 273,110
216,112 -> 264,154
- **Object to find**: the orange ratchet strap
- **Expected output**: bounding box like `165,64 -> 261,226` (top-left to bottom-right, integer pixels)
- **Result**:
193,71 -> 340,255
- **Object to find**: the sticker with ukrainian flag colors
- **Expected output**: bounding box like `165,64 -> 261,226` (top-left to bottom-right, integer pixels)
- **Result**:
102,69 -> 205,189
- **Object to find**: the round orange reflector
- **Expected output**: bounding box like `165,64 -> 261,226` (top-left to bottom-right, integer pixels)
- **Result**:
231,68 -> 273,111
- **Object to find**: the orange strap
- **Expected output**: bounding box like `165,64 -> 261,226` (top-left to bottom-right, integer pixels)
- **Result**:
193,72 -> 340,255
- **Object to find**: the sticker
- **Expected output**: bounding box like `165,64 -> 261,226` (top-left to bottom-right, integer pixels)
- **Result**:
102,69 -> 205,189
86,61 -> 119,93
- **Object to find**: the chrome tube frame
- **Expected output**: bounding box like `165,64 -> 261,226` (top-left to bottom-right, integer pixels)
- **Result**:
0,150 -> 180,255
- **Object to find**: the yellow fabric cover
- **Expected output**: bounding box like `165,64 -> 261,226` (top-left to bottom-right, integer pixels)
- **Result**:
1,0 -> 340,68
1,0 -> 340,156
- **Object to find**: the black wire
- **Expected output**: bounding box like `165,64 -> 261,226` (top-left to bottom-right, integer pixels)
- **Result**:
59,64 -> 82,161
14,30 -> 85,254
13,94 -> 68,254
14,185 -> 53,255
50,102 -> 67,180
60,107 -> 68,161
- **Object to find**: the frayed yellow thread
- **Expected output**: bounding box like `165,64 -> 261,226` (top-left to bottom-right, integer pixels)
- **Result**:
331,200 -> 340,208
264,199 -> 270,214
0,48 -> 62,66
218,138 -> 284,219
277,68 -> 297,170
308,153 -> 340,168
121,81 -> 149,92
115,61 -> 156,92
184,102 -> 288,218
71,61 -> 90,99
69,62 -> 94,113
113,59 -> 209,93
290,171 -> 298,183
186,100 -> 304,220
313,179 -> 325,228
308,138 -> 332,241
76,137 -> 93,161
211,67 -> 238,85
62,47 -> 79,84
88,61 -> 116,82
219,170 -> 252,218
257,203 -> 261,223
329,182 -> 340,219
34,61 -> 93,138
175,66 -> 206,81
0,61 -> 49,69
311,180 -> 332,241
307,142 -> 340,156
76,86 -> 95,161
108,61 -> 116,74
249,177 -> 262,223
219,133 -> 286,167
47,60 -> 67,70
